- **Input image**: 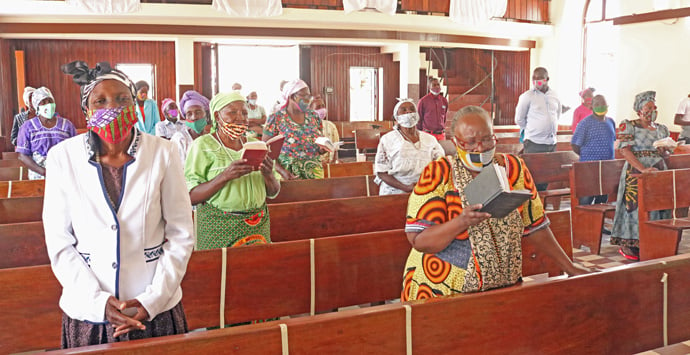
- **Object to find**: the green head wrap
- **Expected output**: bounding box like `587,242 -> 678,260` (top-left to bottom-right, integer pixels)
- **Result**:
209,92 -> 246,133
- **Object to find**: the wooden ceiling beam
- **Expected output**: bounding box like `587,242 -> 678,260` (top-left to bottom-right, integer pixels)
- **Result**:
0,22 -> 536,49
612,7 -> 690,25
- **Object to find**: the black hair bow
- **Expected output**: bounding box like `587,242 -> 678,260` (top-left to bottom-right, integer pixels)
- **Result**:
61,61 -> 113,85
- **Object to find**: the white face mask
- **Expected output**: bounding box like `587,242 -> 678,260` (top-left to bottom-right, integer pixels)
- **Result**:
248,99 -> 257,105
395,112 -> 419,128
38,103 -> 56,119
431,89 -> 441,95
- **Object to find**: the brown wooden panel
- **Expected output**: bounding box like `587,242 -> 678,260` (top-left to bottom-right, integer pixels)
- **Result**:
269,174 -> 377,203
323,161 -> 373,178
0,166 -> 28,181
0,222 -> 48,268
0,196 -> 43,224
0,179 -> 43,198
225,241 -> 311,324
180,249 -> 223,330
0,39 -> 14,148
503,0 -> 550,23
8,39 -> 176,130
314,230 -> 410,311
2,152 -> 20,159
0,159 -> 25,168
268,194 -> 408,241
0,265 -> 62,354
521,151 -> 580,184
309,45 -> 399,122
522,210 -> 572,277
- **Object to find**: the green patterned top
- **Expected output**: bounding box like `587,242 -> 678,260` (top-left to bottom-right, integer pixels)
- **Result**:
185,134 -> 278,212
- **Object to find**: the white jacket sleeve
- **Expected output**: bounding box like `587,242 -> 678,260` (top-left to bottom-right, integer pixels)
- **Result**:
43,147 -> 112,322
514,92 -> 529,129
135,142 -> 195,320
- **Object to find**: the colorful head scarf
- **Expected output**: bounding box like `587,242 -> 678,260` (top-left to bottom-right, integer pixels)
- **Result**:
23,87 -> 36,108
209,92 -> 246,133
161,98 -> 176,113
393,98 -> 416,118
61,61 -> 137,114
279,79 -> 308,107
634,91 -> 656,112
179,90 -> 210,113
31,87 -> 54,110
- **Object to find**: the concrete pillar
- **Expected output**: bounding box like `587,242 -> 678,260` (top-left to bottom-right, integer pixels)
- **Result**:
174,37 -> 195,101
400,43 -> 421,100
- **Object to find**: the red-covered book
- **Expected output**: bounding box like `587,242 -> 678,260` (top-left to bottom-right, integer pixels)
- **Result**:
241,135 -> 284,168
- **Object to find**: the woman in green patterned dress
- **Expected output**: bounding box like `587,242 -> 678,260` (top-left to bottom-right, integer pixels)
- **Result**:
611,91 -> 672,261
185,92 -> 280,250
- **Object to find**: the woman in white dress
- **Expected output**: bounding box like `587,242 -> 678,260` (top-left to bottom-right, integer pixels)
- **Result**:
374,99 -> 444,195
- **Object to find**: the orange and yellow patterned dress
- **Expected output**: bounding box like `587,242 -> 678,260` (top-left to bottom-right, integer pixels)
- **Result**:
401,153 -> 548,300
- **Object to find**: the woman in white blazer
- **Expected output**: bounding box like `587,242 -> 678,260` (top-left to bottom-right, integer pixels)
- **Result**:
47,61 -> 195,348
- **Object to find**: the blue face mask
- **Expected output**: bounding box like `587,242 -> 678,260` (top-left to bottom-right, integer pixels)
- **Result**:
297,99 -> 309,112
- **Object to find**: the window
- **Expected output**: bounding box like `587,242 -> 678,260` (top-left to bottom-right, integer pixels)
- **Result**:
115,63 -> 156,100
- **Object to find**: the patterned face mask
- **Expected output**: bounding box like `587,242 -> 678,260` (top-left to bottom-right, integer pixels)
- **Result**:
218,121 -> 248,140
87,105 -> 138,144
455,145 -> 495,172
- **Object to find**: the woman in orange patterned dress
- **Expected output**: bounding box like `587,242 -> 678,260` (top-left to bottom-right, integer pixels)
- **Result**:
402,106 -> 590,300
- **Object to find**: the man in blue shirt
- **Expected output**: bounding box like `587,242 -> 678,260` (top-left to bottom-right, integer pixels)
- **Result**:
571,94 -> 616,205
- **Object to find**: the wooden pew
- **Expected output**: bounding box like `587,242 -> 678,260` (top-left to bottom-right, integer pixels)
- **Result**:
0,166 -> 29,181
46,253 -> 690,354
322,161 -> 373,178
0,179 -> 45,198
521,151 -> 580,210
0,196 -> 43,224
0,210 -> 574,353
638,169 -> 690,261
0,204 -> 572,274
269,194 -> 408,242
354,128 -> 391,160
569,159 -> 625,254
1,151 -> 19,160
338,121 -> 395,139
0,159 -> 25,168
270,175 -> 378,203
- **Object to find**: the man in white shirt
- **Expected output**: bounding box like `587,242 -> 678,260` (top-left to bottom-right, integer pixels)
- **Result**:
514,67 -> 562,190
674,94 -> 690,144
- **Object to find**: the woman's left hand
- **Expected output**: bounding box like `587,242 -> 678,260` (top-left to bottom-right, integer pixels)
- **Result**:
260,155 -> 274,176
113,299 -> 150,337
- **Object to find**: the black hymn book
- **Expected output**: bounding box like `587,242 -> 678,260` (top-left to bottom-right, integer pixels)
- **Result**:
464,163 -> 532,218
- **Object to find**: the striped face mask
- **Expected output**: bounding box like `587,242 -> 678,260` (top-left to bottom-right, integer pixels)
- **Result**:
87,105 -> 138,144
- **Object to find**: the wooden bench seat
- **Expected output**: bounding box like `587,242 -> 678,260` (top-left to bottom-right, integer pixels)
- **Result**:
0,179 -> 45,198
638,168 -> 690,260
46,252 -> 690,355
521,151 -> 579,210
0,166 -> 28,181
271,174 -> 377,203
0,210 -> 572,353
1,152 -> 19,160
322,161 -> 373,178
569,159 -> 625,254
0,159 -> 25,168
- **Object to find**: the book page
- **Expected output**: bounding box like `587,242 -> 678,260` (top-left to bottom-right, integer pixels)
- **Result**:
493,164 -> 510,192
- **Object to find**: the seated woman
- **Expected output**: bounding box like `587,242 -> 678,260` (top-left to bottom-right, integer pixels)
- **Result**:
16,86 -> 77,180
185,92 -> 280,250
374,99 -> 444,195
48,61 -> 194,348
263,79 -> 325,180
402,106 -> 589,300
155,98 -> 186,139
170,90 -> 211,164
611,91 -> 672,261
309,95 -> 339,163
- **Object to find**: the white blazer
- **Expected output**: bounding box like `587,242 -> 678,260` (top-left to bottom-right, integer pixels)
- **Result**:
43,130 -> 195,323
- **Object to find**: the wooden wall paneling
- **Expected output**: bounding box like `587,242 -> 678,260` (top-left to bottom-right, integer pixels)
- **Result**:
309,45 -> 398,122
0,39 -> 15,151
493,49 -> 530,125
193,42 -> 203,94
14,51 -> 25,114
299,45 -> 312,88
9,39 -> 176,130
194,42 -> 214,99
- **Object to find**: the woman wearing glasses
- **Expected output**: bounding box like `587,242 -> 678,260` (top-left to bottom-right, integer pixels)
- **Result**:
263,79 -> 325,180
374,99 -> 444,195
401,106 -> 589,300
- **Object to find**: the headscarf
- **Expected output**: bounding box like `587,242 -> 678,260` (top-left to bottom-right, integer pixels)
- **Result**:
393,98 -> 416,118
579,87 -> 595,98
209,92 -> 246,133
61,61 -> 137,114
161,98 -> 176,113
279,79 -> 308,107
179,90 -> 210,113
23,87 -> 36,108
634,91 -> 656,112
31,87 -> 54,110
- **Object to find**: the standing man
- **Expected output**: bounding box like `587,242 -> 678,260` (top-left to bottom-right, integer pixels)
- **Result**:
416,77 -> 448,141
515,67 -> 562,190
674,93 -> 690,144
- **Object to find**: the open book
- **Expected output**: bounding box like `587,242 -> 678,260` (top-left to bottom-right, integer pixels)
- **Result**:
241,135 -> 285,168
315,136 -> 344,153
464,163 -> 532,218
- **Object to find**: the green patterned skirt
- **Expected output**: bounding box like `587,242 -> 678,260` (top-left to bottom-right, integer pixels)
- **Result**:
278,155 -> 324,179
195,203 -> 271,250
